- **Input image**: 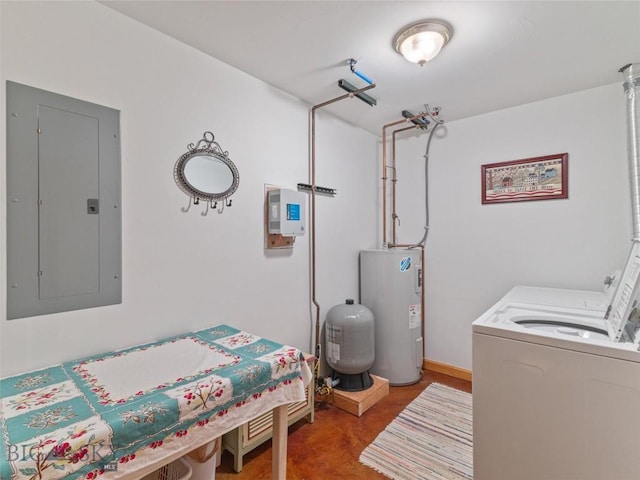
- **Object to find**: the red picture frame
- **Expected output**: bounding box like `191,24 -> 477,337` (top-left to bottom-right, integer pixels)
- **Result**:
481,153 -> 568,204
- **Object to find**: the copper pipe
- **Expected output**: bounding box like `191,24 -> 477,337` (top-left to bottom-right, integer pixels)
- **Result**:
384,111 -> 439,375
381,118 -> 408,246
381,112 -> 429,246
310,82 -> 376,358
420,243 -> 425,357
391,125 -> 418,244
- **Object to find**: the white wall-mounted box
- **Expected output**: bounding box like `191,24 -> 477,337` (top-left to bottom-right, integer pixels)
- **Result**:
267,188 -> 306,236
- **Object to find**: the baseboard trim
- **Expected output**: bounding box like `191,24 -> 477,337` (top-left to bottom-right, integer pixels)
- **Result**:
423,359 -> 472,382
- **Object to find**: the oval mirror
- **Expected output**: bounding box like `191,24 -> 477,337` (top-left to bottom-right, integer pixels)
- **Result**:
174,132 -> 239,205
183,153 -> 235,194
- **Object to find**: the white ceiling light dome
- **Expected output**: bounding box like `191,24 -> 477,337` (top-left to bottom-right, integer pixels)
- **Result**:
393,20 -> 453,66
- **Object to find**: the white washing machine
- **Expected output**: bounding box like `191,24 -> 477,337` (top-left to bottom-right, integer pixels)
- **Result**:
472,244 -> 640,480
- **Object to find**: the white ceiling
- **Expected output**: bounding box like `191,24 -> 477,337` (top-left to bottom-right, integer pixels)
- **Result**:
101,1 -> 640,136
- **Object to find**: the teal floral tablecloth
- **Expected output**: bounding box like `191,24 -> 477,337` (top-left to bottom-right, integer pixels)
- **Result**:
0,324 -> 310,479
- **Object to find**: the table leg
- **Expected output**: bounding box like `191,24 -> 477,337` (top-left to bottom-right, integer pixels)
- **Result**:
272,404 -> 288,480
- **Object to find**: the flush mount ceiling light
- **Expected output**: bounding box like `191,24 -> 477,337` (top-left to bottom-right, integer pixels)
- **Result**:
393,20 -> 452,66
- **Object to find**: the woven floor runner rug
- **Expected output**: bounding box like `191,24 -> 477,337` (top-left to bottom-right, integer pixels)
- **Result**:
359,383 -> 473,480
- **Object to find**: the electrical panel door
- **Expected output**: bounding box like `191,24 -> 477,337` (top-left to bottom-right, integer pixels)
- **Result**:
38,105 -> 100,299
6,81 -> 121,319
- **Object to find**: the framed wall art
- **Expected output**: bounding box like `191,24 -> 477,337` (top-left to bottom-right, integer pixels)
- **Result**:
481,153 -> 568,204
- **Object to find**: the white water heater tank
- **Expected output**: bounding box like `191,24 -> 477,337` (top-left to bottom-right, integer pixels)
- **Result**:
326,299 -> 375,375
360,249 -> 423,386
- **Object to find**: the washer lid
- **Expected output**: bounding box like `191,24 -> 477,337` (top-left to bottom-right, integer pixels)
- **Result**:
606,240 -> 640,345
504,286 -> 609,311
515,319 -> 609,341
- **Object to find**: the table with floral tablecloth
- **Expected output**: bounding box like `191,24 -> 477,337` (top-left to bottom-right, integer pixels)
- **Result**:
0,324 -> 311,480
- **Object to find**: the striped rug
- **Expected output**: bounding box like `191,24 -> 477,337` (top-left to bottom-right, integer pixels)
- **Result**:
359,383 -> 473,480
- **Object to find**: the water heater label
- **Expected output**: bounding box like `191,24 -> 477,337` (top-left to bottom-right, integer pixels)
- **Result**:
409,304 -> 420,329
400,257 -> 411,272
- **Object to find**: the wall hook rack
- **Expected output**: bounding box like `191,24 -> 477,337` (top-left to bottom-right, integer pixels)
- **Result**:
182,197 -> 193,212
174,131 -> 240,216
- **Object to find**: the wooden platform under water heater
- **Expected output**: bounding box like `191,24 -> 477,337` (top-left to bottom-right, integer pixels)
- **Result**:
332,375 -> 389,417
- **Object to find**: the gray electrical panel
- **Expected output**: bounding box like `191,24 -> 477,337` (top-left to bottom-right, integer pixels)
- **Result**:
6,81 -> 122,319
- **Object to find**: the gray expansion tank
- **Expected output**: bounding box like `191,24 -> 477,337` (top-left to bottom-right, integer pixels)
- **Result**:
326,299 -> 375,391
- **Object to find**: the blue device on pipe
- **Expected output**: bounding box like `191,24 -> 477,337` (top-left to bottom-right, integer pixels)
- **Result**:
352,69 -> 374,85
349,58 -> 374,85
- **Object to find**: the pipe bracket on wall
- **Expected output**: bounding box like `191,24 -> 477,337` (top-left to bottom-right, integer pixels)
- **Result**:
297,183 -> 336,196
337,79 -> 377,106
401,110 -> 429,129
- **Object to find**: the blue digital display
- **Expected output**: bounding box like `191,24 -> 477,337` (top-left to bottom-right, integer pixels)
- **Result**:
287,203 -> 300,221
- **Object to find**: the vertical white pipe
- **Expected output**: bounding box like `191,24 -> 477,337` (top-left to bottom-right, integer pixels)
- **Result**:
622,63 -> 640,240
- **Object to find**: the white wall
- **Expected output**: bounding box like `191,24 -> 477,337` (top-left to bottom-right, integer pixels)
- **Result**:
2,2 -> 632,379
0,1 -> 378,376
394,84 -> 632,370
